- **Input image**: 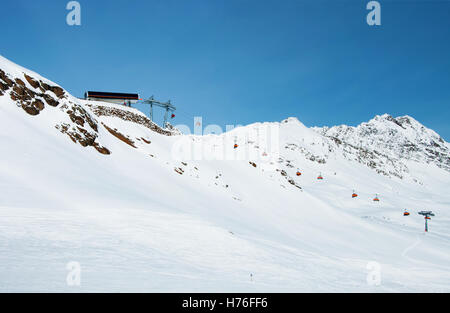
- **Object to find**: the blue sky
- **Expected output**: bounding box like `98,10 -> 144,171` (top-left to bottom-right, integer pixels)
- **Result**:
1,0 -> 449,139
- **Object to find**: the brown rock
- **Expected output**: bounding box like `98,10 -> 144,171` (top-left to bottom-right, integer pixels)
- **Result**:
68,110 -> 85,126
67,105 -> 98,131
15,78 -> 25,87
0,82 -> 9,92
24,74 -> 41,89
40,82 -> 50,91
12,85 -> 28,97
22,103 -> 40,116
102,123 -> 136,148
33,99 -> 45,111
40,81 -> 65,98
174,168 -> 184,175
0,70 -> 14,87
41,94 -> 59,107
93,143 -> 111,155
50,86 -> 65,98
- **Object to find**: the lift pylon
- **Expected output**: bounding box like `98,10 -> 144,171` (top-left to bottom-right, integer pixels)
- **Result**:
143,96 -> 176,128
418,211 -> 435,232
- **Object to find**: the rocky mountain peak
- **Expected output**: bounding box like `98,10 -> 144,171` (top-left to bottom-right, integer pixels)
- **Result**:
314,114 -> 449,173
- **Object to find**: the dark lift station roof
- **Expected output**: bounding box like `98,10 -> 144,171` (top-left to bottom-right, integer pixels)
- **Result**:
85,91 -> 140,105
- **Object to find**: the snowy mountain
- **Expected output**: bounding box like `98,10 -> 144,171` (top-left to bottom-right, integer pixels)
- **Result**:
1,55 -> 449,292
313,114 -> 450,176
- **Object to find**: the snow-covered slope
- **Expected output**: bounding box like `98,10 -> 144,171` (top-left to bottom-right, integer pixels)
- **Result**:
1,55 -> 449,292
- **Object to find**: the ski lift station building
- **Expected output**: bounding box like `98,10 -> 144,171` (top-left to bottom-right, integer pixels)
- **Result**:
84,91 -> 140,105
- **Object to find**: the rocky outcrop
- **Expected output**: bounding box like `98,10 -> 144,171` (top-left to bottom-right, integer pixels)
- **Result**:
67,105 -> 98,131
55,122 -> 110,155
87,104 -> 176,136
1,70 -> 63,116
276,168 -> 302,190
1,66 -> 113,155
314,114 -> 450,173
102,123 -> 137,148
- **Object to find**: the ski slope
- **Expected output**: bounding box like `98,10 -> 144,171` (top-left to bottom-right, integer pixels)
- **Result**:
0,55 -> 449,292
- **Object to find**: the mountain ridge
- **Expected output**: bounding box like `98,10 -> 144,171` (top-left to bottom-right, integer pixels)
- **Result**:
312,113 -> 450,173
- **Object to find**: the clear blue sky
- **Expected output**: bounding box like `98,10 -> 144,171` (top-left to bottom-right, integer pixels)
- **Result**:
1,0 -> 449,139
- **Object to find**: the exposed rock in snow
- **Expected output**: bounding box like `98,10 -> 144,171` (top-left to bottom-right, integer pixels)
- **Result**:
313,114 -> 450,174
165,122 -> 183,135
87,103 -> 176,136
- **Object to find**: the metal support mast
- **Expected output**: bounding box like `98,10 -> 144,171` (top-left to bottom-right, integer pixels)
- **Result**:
143,96 -> 176,128
418,211 -> 435,232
